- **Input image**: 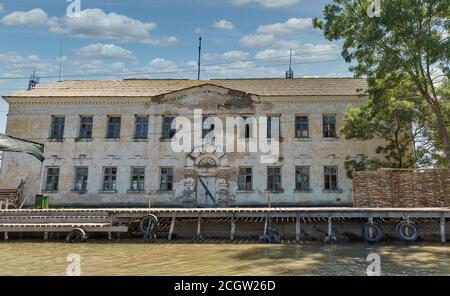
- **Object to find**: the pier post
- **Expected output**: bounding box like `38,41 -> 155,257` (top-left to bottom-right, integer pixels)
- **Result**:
44,232 -> 49,241
168,214 -> 176,241
4,232 -> 8,241
440,215 -> 446,244
295,215 -> 301,243
327,217 -> 332,237
108,213 -> 114,241
230,214 -> 236,241
196,214 -> 202,238
264,217 -> 268,235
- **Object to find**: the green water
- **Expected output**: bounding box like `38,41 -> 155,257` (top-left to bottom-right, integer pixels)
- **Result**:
0,241 -> 448,276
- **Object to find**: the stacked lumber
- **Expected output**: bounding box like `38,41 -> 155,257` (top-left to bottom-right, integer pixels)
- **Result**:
352,169 -> 450,208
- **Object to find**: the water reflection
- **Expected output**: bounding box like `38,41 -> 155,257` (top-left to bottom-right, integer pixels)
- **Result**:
0,241 -> 448,276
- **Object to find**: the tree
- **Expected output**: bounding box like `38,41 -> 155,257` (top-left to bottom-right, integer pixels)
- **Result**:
313,0 -> 450,167
341,76 -> 431,177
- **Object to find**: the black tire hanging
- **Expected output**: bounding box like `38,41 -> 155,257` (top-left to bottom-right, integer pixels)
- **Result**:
128,220 -> 142,238
66,228 -> 88,243
138,214 -> 159,238
396,221 -> 419,242
362,222 -> 383,243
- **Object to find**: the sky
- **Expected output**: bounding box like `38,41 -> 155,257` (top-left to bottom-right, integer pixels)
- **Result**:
0,0 -> 352,133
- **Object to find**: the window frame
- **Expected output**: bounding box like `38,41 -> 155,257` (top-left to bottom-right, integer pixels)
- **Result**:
324,166 -> 338,191
159,167 -> 174,191
267,115 -> 281,139
238,167 -> 253,191
73,166 -> 89,192
49,116 -> 65,140
79,116 -> 93,139
45,167 -> 60,192
267,166 -> 282,191
323,114 -> 337,138
295,115 -> 309,139
130,167 -> 145,192
106,116 -> 121,139
161,116 -> 176,140
102,167 -> 118,192
134,115 -> 149,140
295,166 -> 311,191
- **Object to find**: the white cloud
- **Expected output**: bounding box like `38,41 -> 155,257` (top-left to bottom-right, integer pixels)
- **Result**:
1,8 -> 58,28
194,27 -> 203,34
230,0 -> 299,8
76,43 -> 136,60
58,9 -> 156,42
0,3 -> 5,13
213,19 -> 234,30
141,36 -> 179,46
1,8 -> 177,46
256,18 -> 312,35
239,34 -> 275,47
204,50 -> 249,62
147,58 -> 177,69
0,52 -> 57,73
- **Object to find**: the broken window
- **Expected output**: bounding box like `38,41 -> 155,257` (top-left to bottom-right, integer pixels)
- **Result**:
323,115 -> 336,138
49,116 -> 65,140
324,166 -> 338,190
134,116 -> 149,139
162,116 -> 176,139
74,167 -> 88,192
45,167 -> 60,192
79,116 -> 93,139
295,166 -> 310,191
130,167 -> 145,192
238,167 -> 253,190
295,116 -> 309,138
160,167 -> 173,191
102,167 -> 117,191
106,116 -> 121,139
267,167 -> 282,191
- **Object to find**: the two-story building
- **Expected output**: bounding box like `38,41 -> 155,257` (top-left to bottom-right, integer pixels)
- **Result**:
0,78 -> 382,207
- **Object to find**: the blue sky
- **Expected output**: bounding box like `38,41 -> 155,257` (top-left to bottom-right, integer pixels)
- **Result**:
0,0 -> 352,133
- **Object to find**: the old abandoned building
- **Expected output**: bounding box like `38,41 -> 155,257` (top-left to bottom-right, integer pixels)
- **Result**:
0,78 -> 383,207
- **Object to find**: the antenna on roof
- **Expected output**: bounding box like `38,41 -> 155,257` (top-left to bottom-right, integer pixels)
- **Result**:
27,71 -> 40,90
285,49 -> 294,79
197,36 -> 202,80
58,37 -> 63,82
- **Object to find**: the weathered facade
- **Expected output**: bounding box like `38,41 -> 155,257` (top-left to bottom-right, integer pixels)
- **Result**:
0,78 -> 383,207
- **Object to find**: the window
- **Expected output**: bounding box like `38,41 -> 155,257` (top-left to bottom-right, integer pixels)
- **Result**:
74,167 -> 88,192
106,116 -> 121,139
241,116 -> 253,139
79,116 -> 93,139
130,167 -> 145,192
162,116 -> 176,139
323,115 -> 336,138
238,167 -> 253,190
160,167 -> 173,191
102,167 -> 117,191
267,116 -> 280,139
49,116 -> 65,140
45,167 -> 60,192
295,166 -> 310,191
295,116 -> 309,138
324,166 -> 338,190
134,116 -> 149,139
267,167 -> 282,191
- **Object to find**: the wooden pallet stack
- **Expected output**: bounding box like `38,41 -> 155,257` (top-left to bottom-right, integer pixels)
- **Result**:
353,169 -> 450,208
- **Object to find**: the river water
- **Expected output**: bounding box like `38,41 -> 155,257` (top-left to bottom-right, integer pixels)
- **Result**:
0,241 -> 448,276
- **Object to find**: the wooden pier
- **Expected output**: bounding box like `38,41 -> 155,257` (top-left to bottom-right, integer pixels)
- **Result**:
0,207 -> 448,243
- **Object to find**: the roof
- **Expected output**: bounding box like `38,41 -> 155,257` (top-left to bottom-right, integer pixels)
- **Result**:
3,78 -> 368,98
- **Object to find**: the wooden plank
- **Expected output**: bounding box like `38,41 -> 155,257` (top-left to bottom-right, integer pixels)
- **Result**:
295,214 -> 301,242
230,214 -> 236,241
440,215 -> 446,244
197,214 -> 201,237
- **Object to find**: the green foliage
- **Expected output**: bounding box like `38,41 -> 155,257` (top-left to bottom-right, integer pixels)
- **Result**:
314,0 -> 450,167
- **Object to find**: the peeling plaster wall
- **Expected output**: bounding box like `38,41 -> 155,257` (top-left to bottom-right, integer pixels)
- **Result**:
0,85 -> 383,207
